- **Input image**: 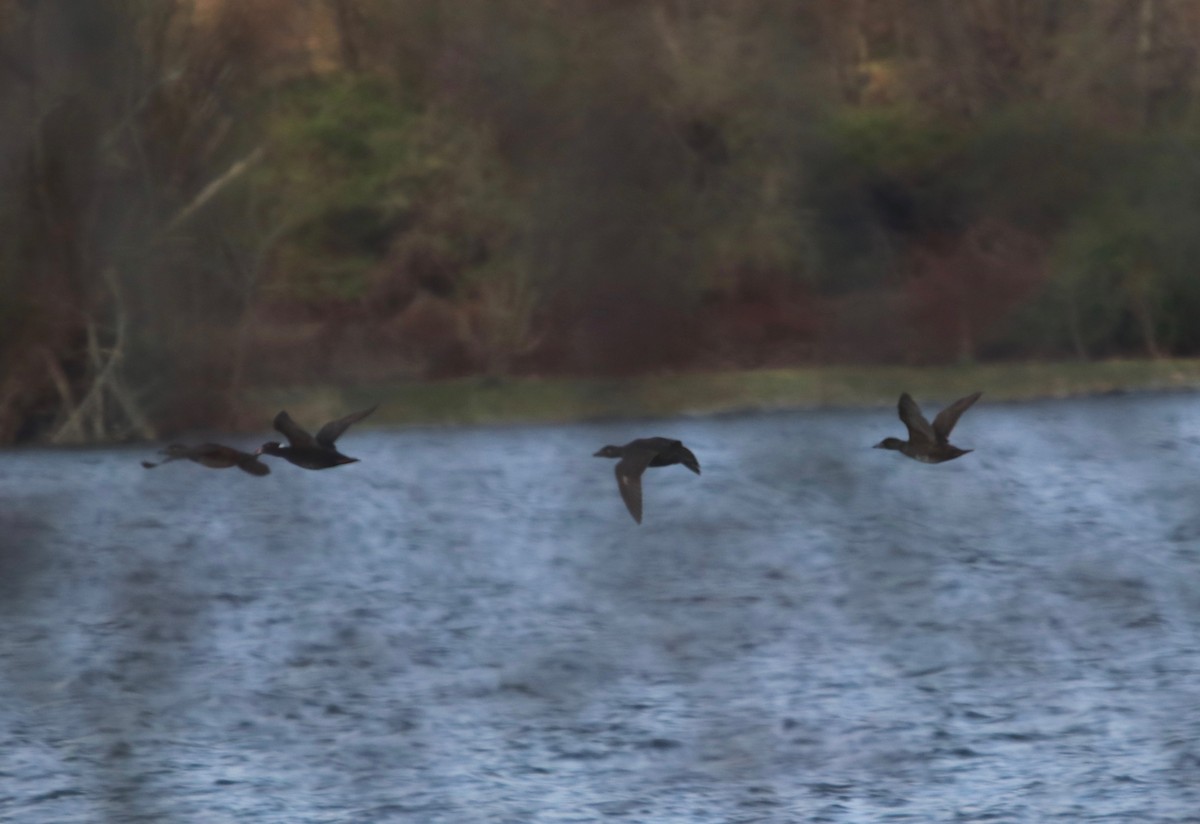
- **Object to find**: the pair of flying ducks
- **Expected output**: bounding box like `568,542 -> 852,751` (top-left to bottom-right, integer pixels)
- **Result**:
142,406 -> 378,476
143,390 -> 981,524
594,390 -> 981,523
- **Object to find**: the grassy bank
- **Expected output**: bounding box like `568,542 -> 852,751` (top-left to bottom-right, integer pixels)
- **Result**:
243,359 -> 1200,431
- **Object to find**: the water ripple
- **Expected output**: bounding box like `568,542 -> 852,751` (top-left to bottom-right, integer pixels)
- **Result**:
1,395 -> 1200,820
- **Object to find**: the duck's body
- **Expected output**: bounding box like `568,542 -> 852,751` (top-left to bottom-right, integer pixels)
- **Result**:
256,406 -> 377,470
141,443 -> 270,476
256,442 -> 359,470
874,392 -> 981,464
593,437 -> 701,524
881,439 -> 972,464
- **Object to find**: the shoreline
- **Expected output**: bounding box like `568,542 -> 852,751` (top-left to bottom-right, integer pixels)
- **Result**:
242,358 -> 1200,433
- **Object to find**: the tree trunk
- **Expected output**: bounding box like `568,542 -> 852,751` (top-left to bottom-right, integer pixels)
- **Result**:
1137,0 -> 1158,128
329,0 -> 362,73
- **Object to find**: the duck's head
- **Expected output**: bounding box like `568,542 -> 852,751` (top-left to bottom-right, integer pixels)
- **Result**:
680,452 -> 701,475
593,445 -> 622,459
256,441 -> 285,457
873,437 -> 905,451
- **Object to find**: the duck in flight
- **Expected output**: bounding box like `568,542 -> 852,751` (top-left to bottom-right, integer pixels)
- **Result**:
141,443 -> 270,476
256,405 -> 378,470
874,391 -> 981,464
593,437 -> 701,523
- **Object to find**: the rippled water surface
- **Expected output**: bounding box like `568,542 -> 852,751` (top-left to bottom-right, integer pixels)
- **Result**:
4,393 -> 1200,822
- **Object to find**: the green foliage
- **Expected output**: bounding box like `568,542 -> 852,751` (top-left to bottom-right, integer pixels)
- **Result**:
1041,135 -> 1200,355
830,106 -> 965,177
805,107 -> 970,291
258,71 -> 531,305
802,100 -> 1200,358
258,76 -> 435,300
959,109 -> 1113,234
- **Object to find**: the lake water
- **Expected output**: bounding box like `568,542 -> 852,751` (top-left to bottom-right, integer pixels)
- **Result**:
3,392 -> 1200,823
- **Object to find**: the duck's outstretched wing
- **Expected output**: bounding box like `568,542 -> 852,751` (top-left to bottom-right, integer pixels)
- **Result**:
932,391 -> 982,444
897,393 -> 936,445
234,454 -> 271,476
193,444 -> 272,475
273,411 -> 317,448
613,446 -> 658,524
315,405 -> 378,449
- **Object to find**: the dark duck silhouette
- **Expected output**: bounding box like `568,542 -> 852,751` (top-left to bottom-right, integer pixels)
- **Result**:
874,391 -> 982,464
593,437 -> 701,524
256,405 -> 377,470
141,443 -> 270,476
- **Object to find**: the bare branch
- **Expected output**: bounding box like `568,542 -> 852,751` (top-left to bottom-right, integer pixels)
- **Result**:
163,146 -> 265,235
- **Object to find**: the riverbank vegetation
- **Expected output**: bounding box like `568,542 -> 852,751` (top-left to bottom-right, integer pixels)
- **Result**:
4,2 -> 1200,442
249,358 -> 1200,431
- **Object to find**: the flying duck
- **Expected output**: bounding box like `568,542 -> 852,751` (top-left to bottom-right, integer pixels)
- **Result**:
593,437 -> 701,523
874,391 -> 981,464
256,405 -> 377,470
141,443 -> 270,476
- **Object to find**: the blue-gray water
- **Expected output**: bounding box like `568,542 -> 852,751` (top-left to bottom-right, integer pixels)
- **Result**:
3,393 -> 1200,823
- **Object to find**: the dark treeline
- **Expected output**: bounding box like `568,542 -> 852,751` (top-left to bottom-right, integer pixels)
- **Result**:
4,0 -> 1200,442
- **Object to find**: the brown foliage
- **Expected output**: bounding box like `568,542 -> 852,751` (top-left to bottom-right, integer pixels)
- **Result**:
904,221 -> 1047,363
697,273 -> 819,369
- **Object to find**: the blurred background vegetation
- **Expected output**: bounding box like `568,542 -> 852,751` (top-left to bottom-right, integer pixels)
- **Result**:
4,0 -> 1200,443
